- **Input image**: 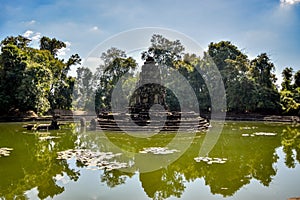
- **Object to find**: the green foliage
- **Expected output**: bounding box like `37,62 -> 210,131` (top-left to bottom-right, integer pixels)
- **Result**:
0,35 -> 80,115
208,41 -> 281,114
93,36 -> 295,115
281,67 -> 293,91
281,126 -> 300,168
294,70 -> 300,88
280,68 -> 300,115
0,33 -> 298,116
74,67 -> 94,110
208,41 -> 247,71
0,35 -> 31,49
40,36 -> 66,56
142,34 -> 185,68
280,90 -> 300,115
0,44 -> 28,113
94,48 -> 137,112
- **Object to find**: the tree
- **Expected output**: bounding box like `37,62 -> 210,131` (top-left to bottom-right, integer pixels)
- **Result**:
281,67 -> 293,91
100,47 -> 126,66
39,37 -> 81,112
223,55 -> 256,112
74,67 -> 94,110
142,34 -> 185,68
208,41 -> 246,71
207,41 -> 257,113
40,36 -> 66,57
95,48 -> 137,113
250,53 -> 277,88
0,43 -> 28,113
294,70 -> 300,88
0,35 -> 81,115
250,53 -> 281,114
280,68 -> 300,115
16,54 -> 53,114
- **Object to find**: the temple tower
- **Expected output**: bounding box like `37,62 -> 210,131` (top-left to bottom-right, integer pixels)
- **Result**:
130,57 -> 166,115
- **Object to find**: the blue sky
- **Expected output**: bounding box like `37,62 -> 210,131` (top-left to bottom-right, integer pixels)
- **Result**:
0,0 -> 300,83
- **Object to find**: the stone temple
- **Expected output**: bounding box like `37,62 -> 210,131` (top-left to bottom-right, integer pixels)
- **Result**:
97,57 -> 209,132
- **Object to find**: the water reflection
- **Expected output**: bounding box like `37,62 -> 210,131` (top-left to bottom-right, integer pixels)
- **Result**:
0,123 -> 79,199
0,122 -> 300,199
136,122 -> 281,198
101,170 -> 134,188
281,125 -> 300,168
140,168 -> 185,199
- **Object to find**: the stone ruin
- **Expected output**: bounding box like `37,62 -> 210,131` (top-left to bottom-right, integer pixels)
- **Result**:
97,57 -> 209,132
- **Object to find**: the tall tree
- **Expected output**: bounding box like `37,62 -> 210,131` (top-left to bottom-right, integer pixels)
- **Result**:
280,68 -> 300,115
294,70 -> 300,88
0,35 -> 80,115
0,43 -> 28,113
250,53 -> 281,114
207,41 -> 255,113
281,67 -> 293,91
39,37 -> 81,112
74,67 -> 94,110
250,53 -> 277,88
95,48 -> 137,113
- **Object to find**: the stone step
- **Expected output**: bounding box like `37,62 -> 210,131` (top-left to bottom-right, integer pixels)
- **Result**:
96,111 -> 209,132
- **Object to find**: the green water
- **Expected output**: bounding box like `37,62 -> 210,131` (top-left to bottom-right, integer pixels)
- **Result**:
1,121 -> 300,200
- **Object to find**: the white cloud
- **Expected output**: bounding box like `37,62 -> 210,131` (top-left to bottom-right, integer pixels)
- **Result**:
22,30 -> 41,48
27,20 -> 36,26
23,30 -> 34,38
31,32 -> 41,41
92,26 -> 99,31
280,0 -> 300,5
22,30 -> 41,42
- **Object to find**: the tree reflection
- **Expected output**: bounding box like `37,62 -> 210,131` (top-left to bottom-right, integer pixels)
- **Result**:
136,122 -> 282,198
0,123 -> 80,199
101,170 -> 134,188
140,168 -> 185,200
281,125 -> 300,168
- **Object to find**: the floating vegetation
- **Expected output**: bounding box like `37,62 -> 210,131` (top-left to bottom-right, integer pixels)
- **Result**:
242,134 -> 255,137
240,126 -> 258,130
194,156 -> 227,164
39,136 -> 60,141
240,127 -> 252,130
242,132 -> 277,137
139,147 -> 179,155
254,132 -> 277,136
0,147 -> 13,157
57,149 -> 127,171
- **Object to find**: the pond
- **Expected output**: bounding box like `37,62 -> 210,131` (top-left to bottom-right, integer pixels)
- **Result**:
1,121 -> 300,200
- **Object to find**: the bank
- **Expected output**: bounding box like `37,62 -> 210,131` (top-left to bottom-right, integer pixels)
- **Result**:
0,110 -> 299,124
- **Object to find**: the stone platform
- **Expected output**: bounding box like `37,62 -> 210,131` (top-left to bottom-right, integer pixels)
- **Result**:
97,111 -> 209,132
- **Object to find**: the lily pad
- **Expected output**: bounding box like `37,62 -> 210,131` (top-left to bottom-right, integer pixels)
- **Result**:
194,156 -> 227,164
139,147 -> 179,155
254,132 -> 277,136
39,136 -> 60,140
0,147 -> 13,157
57,149 -> 127,171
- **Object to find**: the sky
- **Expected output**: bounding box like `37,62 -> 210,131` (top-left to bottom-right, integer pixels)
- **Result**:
0,0 -> 300,84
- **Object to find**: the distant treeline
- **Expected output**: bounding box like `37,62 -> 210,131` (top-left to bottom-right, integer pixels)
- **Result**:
0,34 -> 299,116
